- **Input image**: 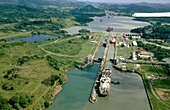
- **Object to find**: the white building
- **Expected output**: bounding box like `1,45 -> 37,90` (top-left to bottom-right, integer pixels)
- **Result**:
132,41 -> 138,46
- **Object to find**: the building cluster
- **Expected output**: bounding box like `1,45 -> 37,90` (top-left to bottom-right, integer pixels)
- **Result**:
138,49 -> 154,59
147,75 -> 167,82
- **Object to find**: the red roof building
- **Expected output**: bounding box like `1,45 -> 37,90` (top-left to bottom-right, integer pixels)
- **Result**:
123,35 -> 127,38
140,49 -> 147,52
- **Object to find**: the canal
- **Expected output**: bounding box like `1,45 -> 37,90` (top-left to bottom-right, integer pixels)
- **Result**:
48,16 -> 151,110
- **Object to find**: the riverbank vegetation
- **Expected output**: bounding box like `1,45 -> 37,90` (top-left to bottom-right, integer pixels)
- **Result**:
131,24 -> 170,39
0,30 -> 102,109
0,40 -> 84,109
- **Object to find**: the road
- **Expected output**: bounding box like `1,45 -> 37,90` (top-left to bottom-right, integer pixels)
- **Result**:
140,69 -> 170,110
124,60 -> 170,65
142,41 -> 170,50
0,32 -> 31,39
38,36 -> 81,47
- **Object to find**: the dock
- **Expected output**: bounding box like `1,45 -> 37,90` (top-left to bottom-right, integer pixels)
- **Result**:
89,33 -> 111,103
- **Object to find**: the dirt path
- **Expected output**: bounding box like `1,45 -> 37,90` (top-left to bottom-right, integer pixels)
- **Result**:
41,48 -> 81,58
0,32 -> 31,39
38,36 -> 81,47
140,69 -> 170,109
31,87 -> 50,109
143,41 -> 170,50
88,34 -> 100,54
155,88 -> 170,100
30,84 -> 42,95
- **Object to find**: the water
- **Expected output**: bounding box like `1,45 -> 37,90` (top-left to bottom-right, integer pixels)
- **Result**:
49,62 -> 150,110
49,16 -> 151,110
64,16 -> 150,35
7,34 -> 58,43
48,63 -> 101,110
95,47 -> 105,59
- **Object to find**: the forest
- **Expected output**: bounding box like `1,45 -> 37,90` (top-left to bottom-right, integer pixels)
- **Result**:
131,23 -> 170,39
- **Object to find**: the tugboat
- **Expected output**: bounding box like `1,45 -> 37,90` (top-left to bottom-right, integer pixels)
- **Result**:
100,19 -> 103,22
90,89 -> 98,103
107,26 -> 113,32
99,68 -> 111,96
111,80 -> 120,84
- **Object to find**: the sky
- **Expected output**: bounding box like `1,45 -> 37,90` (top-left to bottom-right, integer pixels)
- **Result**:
78,0 -> 170,3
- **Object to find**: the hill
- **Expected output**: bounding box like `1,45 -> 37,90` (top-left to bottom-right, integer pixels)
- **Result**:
0,40 -> 78,109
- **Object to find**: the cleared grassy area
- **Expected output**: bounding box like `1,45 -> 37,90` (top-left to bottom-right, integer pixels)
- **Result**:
42,37 -> 85,56
117,46 -> 127,57
126,63 -> 134,71
126,62 -> 170,110
140,64 -> 158,76
0,31 -> 32,40
0,41 -> 73,109
135,69 -> 170,110
75,33 -> 101,57
41,33 -> 101,57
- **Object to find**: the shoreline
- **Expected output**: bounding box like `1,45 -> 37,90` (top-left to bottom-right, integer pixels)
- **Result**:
113,65 -> 153,110
47,66 -> 75,108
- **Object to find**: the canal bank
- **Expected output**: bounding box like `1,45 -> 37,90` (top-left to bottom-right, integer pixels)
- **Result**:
48,34 -> 151,110
48,16 -> 151,110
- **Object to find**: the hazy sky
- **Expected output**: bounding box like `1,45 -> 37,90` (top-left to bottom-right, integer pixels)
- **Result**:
78,0 -> 170,3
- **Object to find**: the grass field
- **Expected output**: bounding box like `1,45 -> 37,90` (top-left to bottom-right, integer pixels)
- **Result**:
0,32 -> 103,109
0,41 -> 74,109
127,63 -> 170,110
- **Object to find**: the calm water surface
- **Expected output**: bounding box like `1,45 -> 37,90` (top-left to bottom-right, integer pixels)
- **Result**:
7,34 -> 58,43
49,16 -> 151,110
64,16 -> 150,35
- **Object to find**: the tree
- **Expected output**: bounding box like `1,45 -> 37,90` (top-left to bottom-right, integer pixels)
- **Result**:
44,102 -> 49,108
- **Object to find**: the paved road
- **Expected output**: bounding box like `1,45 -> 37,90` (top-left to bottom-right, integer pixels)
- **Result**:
124,60 -> 170,65
142,41 -> 170,50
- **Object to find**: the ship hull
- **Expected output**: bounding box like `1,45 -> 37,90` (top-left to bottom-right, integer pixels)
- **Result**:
99,68 -> 111,96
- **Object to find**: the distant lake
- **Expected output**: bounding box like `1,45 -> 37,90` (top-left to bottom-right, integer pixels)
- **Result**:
63,16 -> 150,35
7,34 -> 58,43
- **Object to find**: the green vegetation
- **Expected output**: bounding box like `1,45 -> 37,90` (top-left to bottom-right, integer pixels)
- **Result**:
126,63 -> 170,110
0,31 -> 102,109
148,40 -> 170,47
79,29 -> 90,33
42,36 -> 90,56
131,24 -> 170,39
0,41 -> 74,109
137,41 -> 170,61
98,3 -> 170,17
133,18 -> 170,24
42,75 -> 63,86
70,5 -> 105,25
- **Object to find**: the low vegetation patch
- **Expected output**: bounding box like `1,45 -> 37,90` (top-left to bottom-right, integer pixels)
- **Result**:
43,37 -> 89,56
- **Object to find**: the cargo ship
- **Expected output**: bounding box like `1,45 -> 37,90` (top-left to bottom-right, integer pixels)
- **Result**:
99,68 -> 111,96
107,26 -> 113,32
110,37 -> 116,43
